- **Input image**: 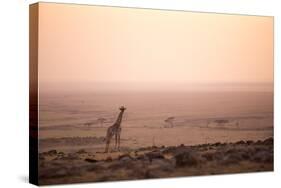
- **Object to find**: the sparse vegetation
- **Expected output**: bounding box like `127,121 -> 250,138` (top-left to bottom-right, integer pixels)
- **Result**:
39,137 -> 273,185
164,117 -> 175,128
97,117 -> 106,127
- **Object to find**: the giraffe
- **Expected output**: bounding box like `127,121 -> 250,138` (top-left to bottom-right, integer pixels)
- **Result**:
104,106 -> 126,153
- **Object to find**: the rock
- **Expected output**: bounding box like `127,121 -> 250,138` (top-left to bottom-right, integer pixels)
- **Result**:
202,151 -> 223,162
263,137 -> 273,145
235,140 -> 246,145
120,156 -> 132,162
252,151 -> 273,163
58,152 -> 64,155
201,152 -> 215,161
151,146 -> 158,150
105,156 -> 112,162
208,146 -> 214,150
214,119 -> 229,124
221,154 -> 242,165
175,151 -> 200,167
118,153 -> 134,162
213,142 -> 221,147
76,149 -> 87,154
226,148 -> 238,155
136,154 -> 149,161
86,161 -> 106,172
39,166 -> 81,179
60,153 -> 80,160
54,168 -> 69,178
222,149 -> 252,165
138,147 -> 148,151
246,140 -> 254,145
85,158 -> 98,163
47,150 -> 57,155
255,140 -> 262,145
162,146 -> 177,154
146,151 -> 165,162
149,159 -> 175,172
220,143 -> 227,146
144,169 -> 159,179
119,153 -> 134,161
199,143 -> 211,149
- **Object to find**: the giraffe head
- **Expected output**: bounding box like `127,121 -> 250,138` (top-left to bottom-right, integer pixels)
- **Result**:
119,106 -> 126,111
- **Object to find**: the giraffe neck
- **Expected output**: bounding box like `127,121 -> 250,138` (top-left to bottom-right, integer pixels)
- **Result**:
114,110 -> 124,127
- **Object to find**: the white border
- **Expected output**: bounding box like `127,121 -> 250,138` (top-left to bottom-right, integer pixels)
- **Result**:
0,0 -> 280,188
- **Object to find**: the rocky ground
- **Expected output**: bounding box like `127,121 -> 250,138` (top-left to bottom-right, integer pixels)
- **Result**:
38,137 -> 273,185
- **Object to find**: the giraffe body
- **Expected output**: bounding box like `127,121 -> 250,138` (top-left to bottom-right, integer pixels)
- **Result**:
105,106 -> 126,153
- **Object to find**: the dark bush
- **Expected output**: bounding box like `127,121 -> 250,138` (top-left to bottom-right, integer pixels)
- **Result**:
175,151 -> 200,167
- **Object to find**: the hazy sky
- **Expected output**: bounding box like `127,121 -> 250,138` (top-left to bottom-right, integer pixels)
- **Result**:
38,3 -> 273,89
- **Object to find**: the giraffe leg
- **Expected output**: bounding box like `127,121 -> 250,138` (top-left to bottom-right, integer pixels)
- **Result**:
114,133 -> 118,150
105,138 -> 110,153
117,131 -> 121,151
105,132 -> 112,153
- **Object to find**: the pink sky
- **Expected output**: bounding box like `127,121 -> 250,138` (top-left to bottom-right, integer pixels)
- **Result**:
38,3 -> 273,89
